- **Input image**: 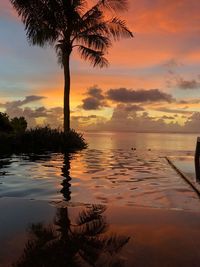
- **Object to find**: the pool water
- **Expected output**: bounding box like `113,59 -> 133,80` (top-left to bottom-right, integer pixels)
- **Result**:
1,132 -> 200,267
0,149 -> 199,211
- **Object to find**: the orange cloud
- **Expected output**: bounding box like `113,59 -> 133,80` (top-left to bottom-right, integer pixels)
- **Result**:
2,0 -> 200,129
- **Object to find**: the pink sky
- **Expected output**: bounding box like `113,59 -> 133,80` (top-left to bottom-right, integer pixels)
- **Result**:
1,0 -> 200,132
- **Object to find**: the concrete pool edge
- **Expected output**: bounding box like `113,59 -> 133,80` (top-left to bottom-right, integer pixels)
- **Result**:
165,157 -> 200,199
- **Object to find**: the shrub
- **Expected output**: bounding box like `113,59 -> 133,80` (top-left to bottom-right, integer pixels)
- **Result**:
11,117 -> 27,133
0,127 -> 87,153
0,112 -> 13,133
0,113 -> 28,134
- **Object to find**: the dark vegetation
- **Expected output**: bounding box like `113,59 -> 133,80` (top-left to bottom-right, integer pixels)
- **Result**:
13,205 -> 130,267
0,112 -> 27,133
0,113 -> 87,153
10,0 -> 133,133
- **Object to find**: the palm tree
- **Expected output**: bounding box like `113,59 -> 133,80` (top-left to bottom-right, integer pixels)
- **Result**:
10,0 -> 133,133
13,205 -> 130,267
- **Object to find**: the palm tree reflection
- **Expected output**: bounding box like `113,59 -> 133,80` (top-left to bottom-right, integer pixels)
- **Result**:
13,205 -> 130,267
60,153 -> 72,201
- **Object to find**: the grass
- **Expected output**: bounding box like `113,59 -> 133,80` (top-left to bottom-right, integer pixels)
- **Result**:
0,127 -> 87,153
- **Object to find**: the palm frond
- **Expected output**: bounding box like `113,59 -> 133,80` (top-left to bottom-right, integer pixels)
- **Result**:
74,205 -> 108,236
102,234 -> 130,254
55,43 -> 64,66
11,0 -> 60,46
27,23 -> 58,47
78,217 -> 108,236
100,0 -> 129,12
78,241 -> 102,265
71,0 -> 88,13
78,6 -> 104,34
78,46 -> 109,68
12,204 -> 131,267
11,0 -> 133,72
73,21 -> 110,47
82,5 -> 103,22
76,34 -> 111,51
108,17 -> 133,40
76,205 -> 107,225
29,223 -> 56,242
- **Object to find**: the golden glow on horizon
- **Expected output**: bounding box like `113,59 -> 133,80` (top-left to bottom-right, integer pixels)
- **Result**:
1,0 -> 200,131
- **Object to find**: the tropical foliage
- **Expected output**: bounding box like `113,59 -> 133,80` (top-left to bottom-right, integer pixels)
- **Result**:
10,0 -> 133,132
0,112 -> 27,133
13,205 -> 130,267
0,127 -> 87,153
11,117 -> 28,133
0,112 -> 13,133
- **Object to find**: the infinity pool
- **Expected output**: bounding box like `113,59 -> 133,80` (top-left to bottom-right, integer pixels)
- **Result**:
0,149 -> 199,211
1,132 -> 200,267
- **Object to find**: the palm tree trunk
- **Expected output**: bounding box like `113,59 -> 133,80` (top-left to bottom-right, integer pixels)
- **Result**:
63,53 -> 70,133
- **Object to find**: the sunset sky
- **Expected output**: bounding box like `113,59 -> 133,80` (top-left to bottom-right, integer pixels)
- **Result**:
1,0 -> 200,132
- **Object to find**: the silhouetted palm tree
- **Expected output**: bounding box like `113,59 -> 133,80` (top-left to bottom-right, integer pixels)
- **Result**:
60,153 -> 72,201
13,205 -> 130,267
10,0 -> 133,133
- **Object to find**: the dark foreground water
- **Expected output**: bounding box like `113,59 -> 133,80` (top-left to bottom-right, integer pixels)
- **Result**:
1,132 -> 200,267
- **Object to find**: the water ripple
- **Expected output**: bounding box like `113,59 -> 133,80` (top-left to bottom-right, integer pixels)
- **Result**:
0,149 -> 199,211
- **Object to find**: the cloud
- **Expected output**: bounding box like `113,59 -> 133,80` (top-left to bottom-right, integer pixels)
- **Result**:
75,104 -> 200,133
162,115 -> 175,120
0,96 -> 62,128
111,104 -> 145,122
71,114 -> 106,129
86,87 -> 104,100
178,98 -> 200,104
156,107 -> 194,115
4,94 -> 200,133
167,69 -> 200,90
43,107 -> 63,128
72,115 -> 98,122
163,59 -> 180,69
163,58 -> 182,75
0,95 -> 45,109
81,86 -> 107,110
184,113 -> 200,132
79,108 -> 182,133
22,95 -> 46,105
82,97 -> 103,110
119,104 -> 145,112
81,86 -> 160,111
107,88 -> 174,103
176,78 -> 200,90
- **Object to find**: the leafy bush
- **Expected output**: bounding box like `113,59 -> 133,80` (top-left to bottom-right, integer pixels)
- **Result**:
0,127 -> 87,153
11,117 -> 27,133
0,113 -> 27,134
0,112 -> 13,133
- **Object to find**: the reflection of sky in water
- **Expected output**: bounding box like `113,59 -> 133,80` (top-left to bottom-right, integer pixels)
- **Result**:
169,156 -> 200,189
84,132 -> 199,152
2,200 -> 200,267
1,133 -> 200,267
170,156 -> 195,175
0,148 -> 200,211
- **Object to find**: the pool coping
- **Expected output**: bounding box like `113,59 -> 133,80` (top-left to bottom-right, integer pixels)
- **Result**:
165,157 -> 200,199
